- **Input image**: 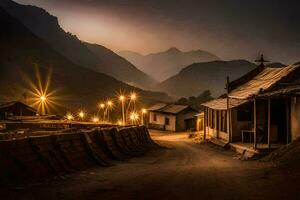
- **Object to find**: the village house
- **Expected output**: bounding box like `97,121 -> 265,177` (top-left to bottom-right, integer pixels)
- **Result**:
147,103 -> 199,132
0,101 -> 36,120
202,58 -> 300,154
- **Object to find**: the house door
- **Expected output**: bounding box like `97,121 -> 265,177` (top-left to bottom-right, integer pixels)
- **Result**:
271,99 -> 289,143
185,118 -> 195,131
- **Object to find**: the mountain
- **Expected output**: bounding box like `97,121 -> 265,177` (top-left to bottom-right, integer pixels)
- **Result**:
118,47 -> 220,81
84,43 -> 156,88
156,60 -> 257,98
0,0 -> 156,89
0,7 -> 170,115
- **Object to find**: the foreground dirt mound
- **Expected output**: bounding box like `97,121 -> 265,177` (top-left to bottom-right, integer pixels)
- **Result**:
262,140 -> 300,165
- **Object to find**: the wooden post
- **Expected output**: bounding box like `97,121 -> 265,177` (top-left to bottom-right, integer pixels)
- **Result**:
254,99 -> 257,149
204,108 -> 207,140
218,111 -> 221,138
267,98 -> 271,151
286,98 -> 290,145
226,76 -> 231,141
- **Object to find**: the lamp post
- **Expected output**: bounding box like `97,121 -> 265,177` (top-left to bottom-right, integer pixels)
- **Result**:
39,95 -> 47,115
119,95 -> 125,126
131,93 -> 137,112
141,108 -> 147,125
107,100 -> 113,123
99,103 -> 105,122
126,92 -> 137,123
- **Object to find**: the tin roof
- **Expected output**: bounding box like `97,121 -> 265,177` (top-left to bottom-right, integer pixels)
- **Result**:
0,101 -> 36,112
148,103 -> 197,114
202,98 -> 248,110
257,84 -> 300,98
147,103 -> 168,111
229,65 -> 299,99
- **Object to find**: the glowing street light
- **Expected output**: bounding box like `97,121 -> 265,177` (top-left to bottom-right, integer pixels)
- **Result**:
106,100 -> 113,123
92,117 -> 99,123
98,103 -> 105,121
141,108 -> 147,125
119,95 -> 126,126
40,95 -> 46,102
117,120 -> 123,126
79,111 -> 85,121
130,93 -> 136,101
130,112 -> 139,125
66,113 -> 73,121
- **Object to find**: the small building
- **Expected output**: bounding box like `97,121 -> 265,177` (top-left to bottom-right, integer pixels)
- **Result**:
0,101 -> 36,120
195,112 -> 204,132
202,59 -> 300,152
147,103 -> 199,132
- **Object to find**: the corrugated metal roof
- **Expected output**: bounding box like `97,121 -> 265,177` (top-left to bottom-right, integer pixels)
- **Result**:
0,101 -> 19,108
0,101 -> 36,112
257,85 -> 300,98
158,104 -> 189,114
229,65 -> 299,99
202,98 -> 249,110
147,103 -> 167,111
148,103 -> 195,114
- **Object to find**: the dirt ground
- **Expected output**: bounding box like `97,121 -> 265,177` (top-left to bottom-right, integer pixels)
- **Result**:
1,130 -> 300,200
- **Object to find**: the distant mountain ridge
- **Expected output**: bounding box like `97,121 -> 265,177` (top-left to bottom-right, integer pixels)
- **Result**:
156,60 -> 257,98
84,43 -> 156,89
0,7 -> 170,114
118,47 -> 220,81
0,0 -> 156,89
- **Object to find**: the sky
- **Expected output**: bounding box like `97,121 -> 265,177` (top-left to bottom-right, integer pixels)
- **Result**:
14,0 -> 300,64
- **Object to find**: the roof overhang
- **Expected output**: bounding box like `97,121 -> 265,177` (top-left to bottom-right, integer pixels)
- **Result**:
202,98 -> 250,110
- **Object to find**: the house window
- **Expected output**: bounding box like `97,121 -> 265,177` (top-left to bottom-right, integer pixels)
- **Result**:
165,117 -> 170,125
153,114 -> 157,121
237,109 -> 251,121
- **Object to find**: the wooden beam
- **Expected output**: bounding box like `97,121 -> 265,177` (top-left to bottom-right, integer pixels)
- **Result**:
286,98 -> 290,145
254,99 -> 257,149
204,108 -> 207,140
267,98 -> 271,151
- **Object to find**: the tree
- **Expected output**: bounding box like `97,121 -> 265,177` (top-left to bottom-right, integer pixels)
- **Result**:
176,90 -> 213,110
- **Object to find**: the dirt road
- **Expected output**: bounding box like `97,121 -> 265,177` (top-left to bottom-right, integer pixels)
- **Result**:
2,130 -> 300,200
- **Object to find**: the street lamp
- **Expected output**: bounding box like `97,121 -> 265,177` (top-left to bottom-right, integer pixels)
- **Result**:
79,111 -> 85,121
40,95 -> 46,102
119,95 -> 125,126
141,108 -> 147,125
66,113 -> 73,121
98,103 -> 105,121
130,112 -> 139,125
106,100 -> 113,123
92,117 -> 99,123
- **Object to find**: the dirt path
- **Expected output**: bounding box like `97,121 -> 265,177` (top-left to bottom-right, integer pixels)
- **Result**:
2,130 -> 300,200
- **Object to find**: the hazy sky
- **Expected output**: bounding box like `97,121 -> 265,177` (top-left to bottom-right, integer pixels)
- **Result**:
14,0 -> 300,63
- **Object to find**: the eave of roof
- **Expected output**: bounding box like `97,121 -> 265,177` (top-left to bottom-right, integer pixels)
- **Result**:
202,98 -> 249,110
228,64 -> 299,99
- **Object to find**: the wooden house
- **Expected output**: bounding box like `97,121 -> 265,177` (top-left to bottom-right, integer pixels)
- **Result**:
148,103 -> 199,132
0,101 -> 36,120
202,60 -> 300,151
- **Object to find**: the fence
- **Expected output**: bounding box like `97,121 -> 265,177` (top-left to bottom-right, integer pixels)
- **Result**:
0,126 -> 158,184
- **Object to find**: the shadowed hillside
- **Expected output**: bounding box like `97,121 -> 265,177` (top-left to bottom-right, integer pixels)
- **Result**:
156,60 -> 257,98
0,8 -> 170,114
0,0 -> 156,89
119,47 -> 219,81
